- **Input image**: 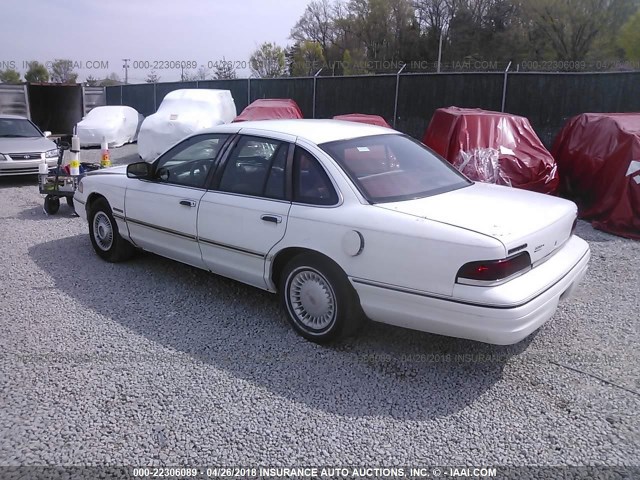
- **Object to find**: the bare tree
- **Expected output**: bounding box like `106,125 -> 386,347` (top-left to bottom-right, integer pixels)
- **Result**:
522,0 -> 621,60
100,73 -> 122,86
291,0 -> 337,57
49,59 -> 78,83
184,66 -> 213,81
146,69 -> 160,83
619,7 -> 640,61
213,59 -> 237,79
414,0 -> 453,33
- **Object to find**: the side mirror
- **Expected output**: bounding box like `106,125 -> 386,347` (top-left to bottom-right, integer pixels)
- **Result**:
127,161 -> 153,179
43,131 -> 52,138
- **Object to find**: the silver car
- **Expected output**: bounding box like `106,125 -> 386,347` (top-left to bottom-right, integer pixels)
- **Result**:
0,115 -> 59,176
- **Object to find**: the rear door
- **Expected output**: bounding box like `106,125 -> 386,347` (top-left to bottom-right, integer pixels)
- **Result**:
197,132 -> 295,289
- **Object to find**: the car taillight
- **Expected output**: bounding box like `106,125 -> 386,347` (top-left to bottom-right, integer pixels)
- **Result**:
77,178 -> 83,193
456,252 -> 532,286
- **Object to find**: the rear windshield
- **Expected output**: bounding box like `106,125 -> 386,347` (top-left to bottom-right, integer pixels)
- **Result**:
0,118 -> 43,138
320,134 -> 471,203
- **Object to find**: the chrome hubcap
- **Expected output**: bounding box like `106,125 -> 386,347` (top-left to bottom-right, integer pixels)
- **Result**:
288,268 -> 336,331
93,211 -> 113,251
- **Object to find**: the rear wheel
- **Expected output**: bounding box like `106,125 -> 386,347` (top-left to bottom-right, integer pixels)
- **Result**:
280,253 -> 363,343
66,196 -> 74,209
88,198 -> 134,262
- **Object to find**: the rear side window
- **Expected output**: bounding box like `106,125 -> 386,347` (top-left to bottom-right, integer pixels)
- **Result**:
292,147 -> 338,206
218,136 -> 288,199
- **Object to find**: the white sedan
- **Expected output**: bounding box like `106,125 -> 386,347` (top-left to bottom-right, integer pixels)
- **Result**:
74,120 -> 590,345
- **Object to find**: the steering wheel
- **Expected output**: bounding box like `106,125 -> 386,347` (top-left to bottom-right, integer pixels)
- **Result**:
189,159 -> 209,182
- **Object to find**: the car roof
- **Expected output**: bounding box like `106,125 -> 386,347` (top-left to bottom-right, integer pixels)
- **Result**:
0,114 -> 29,120
202,119 -> 398,144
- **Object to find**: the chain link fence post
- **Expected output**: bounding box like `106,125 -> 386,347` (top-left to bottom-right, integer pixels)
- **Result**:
501,61 -> 512,112
393,64 -> 407,128
313,68 -> 323,119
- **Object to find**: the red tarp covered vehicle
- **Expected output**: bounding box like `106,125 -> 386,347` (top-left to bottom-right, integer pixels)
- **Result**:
423,107 -> 559,194
333,113 -> 391,128
233,99 -> 303,122
552,113 -> 640,239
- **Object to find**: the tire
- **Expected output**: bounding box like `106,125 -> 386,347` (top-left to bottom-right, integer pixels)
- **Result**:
66,196 -> 74,209
88,197 -> 135,262
279,253 -> 363,343
43,195 -> 60,215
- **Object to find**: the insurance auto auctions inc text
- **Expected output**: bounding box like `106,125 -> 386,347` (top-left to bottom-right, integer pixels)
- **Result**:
208,466 -> 498,478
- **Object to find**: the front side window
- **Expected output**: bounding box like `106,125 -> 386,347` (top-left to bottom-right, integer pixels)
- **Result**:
293,147 -> 338,206
155,134 -> 228,188
320,134 -> 471,203
218,136 -> 288,199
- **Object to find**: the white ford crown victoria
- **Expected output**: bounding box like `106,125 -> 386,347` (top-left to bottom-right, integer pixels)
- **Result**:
74,120 -> 590,345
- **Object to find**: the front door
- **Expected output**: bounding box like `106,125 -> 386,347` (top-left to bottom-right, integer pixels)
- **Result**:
125,133 -> 230,268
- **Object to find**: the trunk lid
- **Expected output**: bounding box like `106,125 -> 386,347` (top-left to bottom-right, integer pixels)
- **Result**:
376,182 -> 577,264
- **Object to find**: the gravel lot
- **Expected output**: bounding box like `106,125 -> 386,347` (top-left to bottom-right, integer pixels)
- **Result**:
1,143 -> 638,468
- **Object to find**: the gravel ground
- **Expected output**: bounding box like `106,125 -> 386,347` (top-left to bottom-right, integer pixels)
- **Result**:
0,146 -> 638,469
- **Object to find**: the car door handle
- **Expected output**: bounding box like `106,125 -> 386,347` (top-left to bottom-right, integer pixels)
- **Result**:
179,200 -> 197,207
261,214 -> 282,224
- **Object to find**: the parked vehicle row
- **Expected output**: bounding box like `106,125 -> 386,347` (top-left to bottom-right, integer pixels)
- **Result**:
4,86 -> 633,242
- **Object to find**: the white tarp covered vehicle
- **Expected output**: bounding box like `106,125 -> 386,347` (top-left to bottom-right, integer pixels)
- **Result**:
77,106 -> 141,148
137,89 -> 236,161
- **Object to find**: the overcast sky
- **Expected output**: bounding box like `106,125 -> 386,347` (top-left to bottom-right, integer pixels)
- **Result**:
1,0 -> 309,82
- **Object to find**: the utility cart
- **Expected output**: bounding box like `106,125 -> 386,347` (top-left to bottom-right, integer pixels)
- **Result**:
38,137 -> 99,215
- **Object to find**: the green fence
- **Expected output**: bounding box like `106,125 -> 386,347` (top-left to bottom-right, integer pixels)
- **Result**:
106,71 -> 640,146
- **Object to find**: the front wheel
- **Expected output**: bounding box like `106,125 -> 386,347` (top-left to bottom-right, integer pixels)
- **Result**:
88,198 -> 135,262
280,254 -> 363,343
43,195 -> 60,215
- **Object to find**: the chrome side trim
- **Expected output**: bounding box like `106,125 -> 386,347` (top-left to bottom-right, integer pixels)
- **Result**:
206,190 -> 291,205
198,237 -> 265,258
351,248 -> 589,310
126,217 -> 197,241
456,267 -> 531,287
351,277 -> 507,309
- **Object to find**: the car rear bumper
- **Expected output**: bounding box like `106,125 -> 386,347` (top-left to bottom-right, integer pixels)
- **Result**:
0,158 -> 58,176
351,235 -> 590,345
78,128 -> 121,147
